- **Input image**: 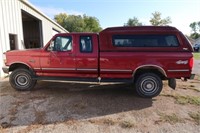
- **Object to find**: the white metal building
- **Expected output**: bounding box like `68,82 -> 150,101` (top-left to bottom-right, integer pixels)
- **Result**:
0,0 -> 68,77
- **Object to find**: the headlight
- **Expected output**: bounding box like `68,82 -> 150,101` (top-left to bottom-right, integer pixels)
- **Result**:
3,53 -> 7,64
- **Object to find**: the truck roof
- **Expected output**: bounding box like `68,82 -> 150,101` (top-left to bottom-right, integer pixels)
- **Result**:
55,32 -> 98,36
54,26 -> 180,37
100,26 -> 179,33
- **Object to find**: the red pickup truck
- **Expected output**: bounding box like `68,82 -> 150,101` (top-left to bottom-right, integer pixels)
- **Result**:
2,26 -> 194,98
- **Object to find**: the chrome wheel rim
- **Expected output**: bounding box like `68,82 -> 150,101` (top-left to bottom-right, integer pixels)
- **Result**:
140,77 -> 158,95
15,74 -> 30,87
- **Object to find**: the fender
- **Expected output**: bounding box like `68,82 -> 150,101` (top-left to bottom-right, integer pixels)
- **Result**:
8,61 -> 32,71
133,64 -> 167,77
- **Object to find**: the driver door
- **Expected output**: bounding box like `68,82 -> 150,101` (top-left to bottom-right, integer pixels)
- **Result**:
40,35 -> 76,77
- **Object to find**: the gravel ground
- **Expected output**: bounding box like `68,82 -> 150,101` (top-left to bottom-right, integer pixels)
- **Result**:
0,78 -> 200,133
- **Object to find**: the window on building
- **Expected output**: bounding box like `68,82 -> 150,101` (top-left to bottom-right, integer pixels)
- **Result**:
80,36 -> 92,53
112,35 -> 179,47
9,34 -> 18,50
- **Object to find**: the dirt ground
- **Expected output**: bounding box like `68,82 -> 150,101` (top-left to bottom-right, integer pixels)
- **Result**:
0,77 -> 199,133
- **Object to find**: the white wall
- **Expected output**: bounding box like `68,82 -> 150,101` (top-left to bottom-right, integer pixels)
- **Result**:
0,0 -> 67,77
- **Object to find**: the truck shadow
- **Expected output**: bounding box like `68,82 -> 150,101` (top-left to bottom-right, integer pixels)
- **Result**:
0,80 -> 154,128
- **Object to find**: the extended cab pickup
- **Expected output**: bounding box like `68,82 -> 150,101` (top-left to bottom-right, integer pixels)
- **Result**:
2,26 -> 194,98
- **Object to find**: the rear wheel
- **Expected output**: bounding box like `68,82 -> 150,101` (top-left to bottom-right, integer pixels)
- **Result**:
9,68 -> 37,91
135,73 -> 163,98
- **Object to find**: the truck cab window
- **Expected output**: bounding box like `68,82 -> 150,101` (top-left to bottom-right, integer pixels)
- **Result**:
48,36 -> 72,51
80,36 -> 92,53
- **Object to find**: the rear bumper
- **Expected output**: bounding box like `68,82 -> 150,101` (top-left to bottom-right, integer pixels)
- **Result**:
2,66 -> 9,74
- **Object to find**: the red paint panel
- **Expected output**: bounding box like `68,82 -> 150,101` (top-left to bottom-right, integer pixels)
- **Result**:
75,34 -> 99,78
100,52 -> 192,79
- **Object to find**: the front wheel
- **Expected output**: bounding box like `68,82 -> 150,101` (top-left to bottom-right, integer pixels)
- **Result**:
9,68 -> 37,91
135,73 -> 163,98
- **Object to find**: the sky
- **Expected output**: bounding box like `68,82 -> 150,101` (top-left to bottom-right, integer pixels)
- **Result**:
29,0 -> 200,35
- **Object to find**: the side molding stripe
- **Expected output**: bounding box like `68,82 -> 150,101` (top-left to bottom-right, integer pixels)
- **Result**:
167,69 -> 189,72
101,69 -> 132,72
42,68 -> 76,71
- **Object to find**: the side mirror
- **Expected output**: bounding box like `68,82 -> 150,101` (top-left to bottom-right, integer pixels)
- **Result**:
47,40 -> 54,51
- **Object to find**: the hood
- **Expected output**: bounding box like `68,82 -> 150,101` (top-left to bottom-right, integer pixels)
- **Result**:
6,48 -> 43,56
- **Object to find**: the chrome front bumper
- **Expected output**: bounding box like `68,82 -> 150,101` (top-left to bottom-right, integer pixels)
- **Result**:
2,66 -> 9,73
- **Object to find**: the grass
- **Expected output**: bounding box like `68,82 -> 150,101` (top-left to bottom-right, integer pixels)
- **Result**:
161,94 -> 200,106
158,112 -> 184,124
192,88 -> 200,92
188,112 -> 200,125
120,121 -> 135,128
103,119 -> 115,126
175,95 -> 200,105
89,118 -> 135,128
88,118 -> 116,126
188,85 -> 200,92
193,53 -> 200,60
189,85 -> 195,87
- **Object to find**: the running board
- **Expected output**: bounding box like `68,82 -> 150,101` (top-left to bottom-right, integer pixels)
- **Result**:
33,76 -> 133,83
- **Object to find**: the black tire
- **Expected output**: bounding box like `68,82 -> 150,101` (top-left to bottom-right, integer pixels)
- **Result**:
9,68 -> 37,91
135,73 -> 163,98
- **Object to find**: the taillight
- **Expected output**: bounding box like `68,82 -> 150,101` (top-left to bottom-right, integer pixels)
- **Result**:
189,57 -> 194,70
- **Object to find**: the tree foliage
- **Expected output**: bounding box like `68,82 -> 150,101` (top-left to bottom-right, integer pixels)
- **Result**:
64,15 -> 85,32
54,13 -> 102,32
190,33 -> 200,39
83,15 -> 102,32
54,13 -> 68,27
189,21 -> 200,39
190,22 -> 198,33
149,11 -> 171,26
124,17 -> 143,26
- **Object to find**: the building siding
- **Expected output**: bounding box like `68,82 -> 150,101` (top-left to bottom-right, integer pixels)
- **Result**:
0,0 -> 67,77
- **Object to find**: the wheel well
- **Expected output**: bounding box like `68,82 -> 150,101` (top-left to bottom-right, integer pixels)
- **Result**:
9,63 -> 30,72
133,67 -> 167,81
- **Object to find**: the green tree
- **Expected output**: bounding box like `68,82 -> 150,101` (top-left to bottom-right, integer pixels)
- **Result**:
54,13 -> 102,32
198,21 -> 200,32
54,13 -> 68,27
189,21 -> 200,39
190,33 -> 200,39
83,15 -> 102,32
149,11 -> 171,26
190,22 -> 197,33
124,17 -> 143,26
63,15 -> 85,32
